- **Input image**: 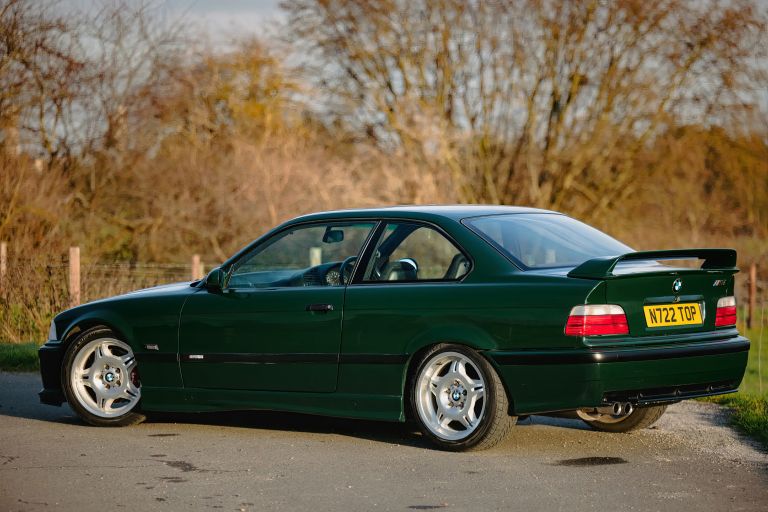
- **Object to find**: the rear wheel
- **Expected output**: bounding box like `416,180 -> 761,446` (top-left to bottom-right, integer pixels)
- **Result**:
578,405 -> 667,433
62,327 -> 145,427
411,344 -> 515,451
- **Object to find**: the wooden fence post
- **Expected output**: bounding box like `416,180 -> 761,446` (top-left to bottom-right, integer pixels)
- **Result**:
747,263 -> 757,329
69,246 -> 81,307
0,242 -> 6,288
191,254 -> 203,280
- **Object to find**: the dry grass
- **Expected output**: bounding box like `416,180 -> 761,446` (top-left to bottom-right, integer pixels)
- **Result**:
0,257 -> 189,344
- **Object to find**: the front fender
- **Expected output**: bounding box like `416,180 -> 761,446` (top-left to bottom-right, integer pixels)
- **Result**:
57,308 -> 134,348
51,294 -> 186,388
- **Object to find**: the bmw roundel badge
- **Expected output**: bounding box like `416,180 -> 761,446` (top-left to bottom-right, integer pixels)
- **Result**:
672,278 -> 683,293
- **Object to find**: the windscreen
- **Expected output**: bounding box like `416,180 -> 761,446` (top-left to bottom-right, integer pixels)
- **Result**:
465,213 -> 632,269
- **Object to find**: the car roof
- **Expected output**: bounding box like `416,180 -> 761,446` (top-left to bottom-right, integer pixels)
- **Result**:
291,205 -> 558,224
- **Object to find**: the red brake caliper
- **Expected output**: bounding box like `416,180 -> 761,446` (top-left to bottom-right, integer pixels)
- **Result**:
130,367 -> 140,387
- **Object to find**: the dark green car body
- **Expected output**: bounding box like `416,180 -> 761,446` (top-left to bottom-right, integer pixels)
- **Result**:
39,206 -> 750,422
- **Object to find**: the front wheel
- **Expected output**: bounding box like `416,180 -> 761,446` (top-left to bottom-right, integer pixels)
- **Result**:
411,344 -> 515,451
61,327 -> 146,427
577,405 -> 667,433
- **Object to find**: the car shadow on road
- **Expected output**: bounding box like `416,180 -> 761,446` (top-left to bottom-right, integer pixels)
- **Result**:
0,371 -> 591,449
139,409 -> 592,449
146,409 -> 430,448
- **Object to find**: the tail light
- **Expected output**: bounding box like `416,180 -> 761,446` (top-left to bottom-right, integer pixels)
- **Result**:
565,305 -> 629,336
715,296 -> 737,327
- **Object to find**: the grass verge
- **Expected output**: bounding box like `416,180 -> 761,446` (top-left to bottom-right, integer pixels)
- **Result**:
0,342 -> 40,372
708,393 -> 768,450
699,325 -> 767,449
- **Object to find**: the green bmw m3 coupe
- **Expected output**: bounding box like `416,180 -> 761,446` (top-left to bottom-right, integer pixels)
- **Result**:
38,206 -> 750,450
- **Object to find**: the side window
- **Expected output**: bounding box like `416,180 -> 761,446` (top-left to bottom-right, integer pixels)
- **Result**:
363,223 -> 469,282
229,222 -> 375,288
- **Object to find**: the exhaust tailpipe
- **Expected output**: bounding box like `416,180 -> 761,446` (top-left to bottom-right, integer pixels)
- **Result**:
595,402 -> 634,416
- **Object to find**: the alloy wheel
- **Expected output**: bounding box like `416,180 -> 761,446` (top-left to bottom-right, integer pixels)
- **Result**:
69,337 -> 141,418
415,351 -> 487,441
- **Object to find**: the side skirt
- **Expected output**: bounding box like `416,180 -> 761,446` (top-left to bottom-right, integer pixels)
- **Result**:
139,386 -> 405,422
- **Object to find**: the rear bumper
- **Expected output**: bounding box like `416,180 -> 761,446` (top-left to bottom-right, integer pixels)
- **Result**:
487,334 -> 750,414
38,341 -> 65,406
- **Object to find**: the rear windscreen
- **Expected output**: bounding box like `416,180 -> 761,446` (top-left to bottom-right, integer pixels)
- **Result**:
464,213 -> 632,269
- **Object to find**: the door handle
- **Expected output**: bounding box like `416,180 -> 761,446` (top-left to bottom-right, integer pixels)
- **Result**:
306,303 -> 334,312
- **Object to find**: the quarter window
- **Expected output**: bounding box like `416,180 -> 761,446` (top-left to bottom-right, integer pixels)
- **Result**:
363,223 -> 469,282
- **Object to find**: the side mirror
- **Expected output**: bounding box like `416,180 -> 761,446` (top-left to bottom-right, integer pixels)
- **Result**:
205,267 -> 225,293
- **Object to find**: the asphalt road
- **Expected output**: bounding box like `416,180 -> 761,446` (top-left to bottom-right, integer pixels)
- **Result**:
1,372 -> 767,512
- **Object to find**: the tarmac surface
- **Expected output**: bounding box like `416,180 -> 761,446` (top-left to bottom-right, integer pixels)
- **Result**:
1,371 -> 767,511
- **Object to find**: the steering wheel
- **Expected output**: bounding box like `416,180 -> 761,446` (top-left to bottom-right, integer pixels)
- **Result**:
338,256 -> 358,285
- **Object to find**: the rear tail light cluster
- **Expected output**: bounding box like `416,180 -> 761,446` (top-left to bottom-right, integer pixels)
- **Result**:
715,296 -> 737,327
565,305 -> 629,337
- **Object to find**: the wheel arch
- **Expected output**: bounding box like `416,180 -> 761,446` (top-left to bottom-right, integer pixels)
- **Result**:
59,310 -> 133,352
403,324 -> 499,356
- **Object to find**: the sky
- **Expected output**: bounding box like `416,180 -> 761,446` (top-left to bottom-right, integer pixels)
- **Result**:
164,0 -> 283,39
61,0 -> 284,49
59,0 -> 768,112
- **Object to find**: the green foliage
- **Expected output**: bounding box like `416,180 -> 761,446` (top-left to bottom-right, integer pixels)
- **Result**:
703,326 -> 768,449
709,394 -> 768,450
737,324 -> 768,396
0,342 -> 39,372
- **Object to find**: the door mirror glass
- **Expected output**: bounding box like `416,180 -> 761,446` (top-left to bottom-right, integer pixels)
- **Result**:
205,267 -> 225,293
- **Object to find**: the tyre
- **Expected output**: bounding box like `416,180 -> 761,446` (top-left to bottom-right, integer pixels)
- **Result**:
577,405 -> 667,433
410,344 -> 515,451
61,326 -> 146,427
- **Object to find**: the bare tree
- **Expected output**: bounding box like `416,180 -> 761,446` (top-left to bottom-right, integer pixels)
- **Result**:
282,0 -> 767,218
0,0 -> 86,158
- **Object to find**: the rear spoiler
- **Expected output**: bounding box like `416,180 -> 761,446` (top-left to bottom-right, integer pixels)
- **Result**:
567,249 -> 737,279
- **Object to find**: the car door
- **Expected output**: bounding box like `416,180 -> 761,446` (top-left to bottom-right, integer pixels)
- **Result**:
339,221 -> 473,396
178,221 -> 377,392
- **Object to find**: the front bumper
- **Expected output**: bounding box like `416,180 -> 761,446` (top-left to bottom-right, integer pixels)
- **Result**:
38,341 -> 65,406
487,333 -> 750,415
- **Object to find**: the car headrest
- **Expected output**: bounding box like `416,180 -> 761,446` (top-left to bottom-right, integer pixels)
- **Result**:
384,260 -> 418,281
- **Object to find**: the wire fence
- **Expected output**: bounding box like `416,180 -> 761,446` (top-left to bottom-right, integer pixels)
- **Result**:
80,262 -> 192,301
0,251 -> 205,344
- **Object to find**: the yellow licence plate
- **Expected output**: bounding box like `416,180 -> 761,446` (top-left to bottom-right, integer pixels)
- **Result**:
643,303 -> 703,328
